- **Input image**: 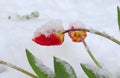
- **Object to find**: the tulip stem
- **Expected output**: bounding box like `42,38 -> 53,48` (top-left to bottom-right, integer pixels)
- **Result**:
0,60 -> 38,78
82,40 -> 102,68
63,28 -> 120,68
63,28 -> 120,45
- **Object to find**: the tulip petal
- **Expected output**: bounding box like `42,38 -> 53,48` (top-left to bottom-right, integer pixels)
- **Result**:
33,33 -> 64,46
68,31 -> 87,42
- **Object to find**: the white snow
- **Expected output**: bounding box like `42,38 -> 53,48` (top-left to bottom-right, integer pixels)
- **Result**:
34,20 -> 64,37
0,0 -> 120,78
84,64 -> 114,78
69,21 -> 85,29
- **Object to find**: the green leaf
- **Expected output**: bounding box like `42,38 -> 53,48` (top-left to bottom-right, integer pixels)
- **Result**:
80,64 -> 97,78
117,6 -> 120,31
81,64 -> 109,78
54,57 -> 77,78
26,49 -> 55,78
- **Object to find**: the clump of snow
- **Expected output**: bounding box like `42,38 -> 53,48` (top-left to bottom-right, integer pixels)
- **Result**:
69,21 -> 86,29
34,20 -> 64,37
34,57 -> 55,78
56,58 -> 76,78
84,64 -> 114,78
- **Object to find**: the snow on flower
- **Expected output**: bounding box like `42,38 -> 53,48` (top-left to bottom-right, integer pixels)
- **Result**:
68,21 -> 87,42
32,20 -> 64,46
69,21 -> 85,29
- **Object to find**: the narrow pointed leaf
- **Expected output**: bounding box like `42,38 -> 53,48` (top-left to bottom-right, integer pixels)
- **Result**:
117,6 -> 120,31
26,49 -> 54,78
54,57 -> 77,78
80,64 -> 97,78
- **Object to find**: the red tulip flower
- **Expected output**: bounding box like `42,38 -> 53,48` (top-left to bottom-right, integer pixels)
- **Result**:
68,22 -> 87,42
32,20 -> 64,46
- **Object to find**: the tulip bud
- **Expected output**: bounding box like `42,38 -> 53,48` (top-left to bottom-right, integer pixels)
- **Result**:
68,21 -> 87,42
32,20 -> 64,46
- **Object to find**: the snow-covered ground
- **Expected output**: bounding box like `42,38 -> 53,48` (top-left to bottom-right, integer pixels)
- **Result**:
0,0 -> 120,78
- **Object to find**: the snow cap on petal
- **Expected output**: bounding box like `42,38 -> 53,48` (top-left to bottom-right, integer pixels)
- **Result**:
34,20 -> 64,37
69,21 -> 85,29
33,20 -> 64,46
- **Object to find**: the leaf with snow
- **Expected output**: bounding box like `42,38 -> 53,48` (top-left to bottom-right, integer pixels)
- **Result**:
81,63 -> 111,78
81,64 -> 97,78
117,6 -> 120,31
26,49 -> 55,78
54,57 -> 77,78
